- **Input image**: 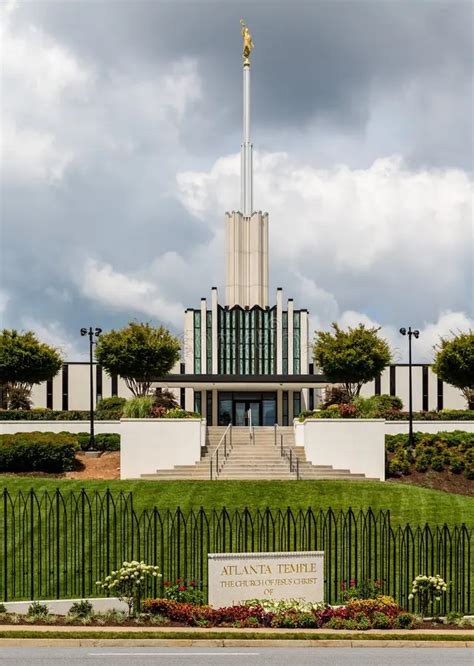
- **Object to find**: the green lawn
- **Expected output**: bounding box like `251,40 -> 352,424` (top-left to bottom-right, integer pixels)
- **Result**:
1,477 -> 472,526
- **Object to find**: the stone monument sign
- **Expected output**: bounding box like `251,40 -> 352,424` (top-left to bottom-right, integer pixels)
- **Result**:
208,551 -> 324,607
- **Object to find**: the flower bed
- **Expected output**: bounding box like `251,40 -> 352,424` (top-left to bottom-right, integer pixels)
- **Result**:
0,597 -> 472,630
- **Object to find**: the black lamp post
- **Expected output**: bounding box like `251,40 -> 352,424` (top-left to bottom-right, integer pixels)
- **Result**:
400,326 -> 419,447
80,327 -> 102,448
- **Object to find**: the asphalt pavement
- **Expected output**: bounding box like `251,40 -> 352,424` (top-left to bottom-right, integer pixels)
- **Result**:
0,647 -> 472,665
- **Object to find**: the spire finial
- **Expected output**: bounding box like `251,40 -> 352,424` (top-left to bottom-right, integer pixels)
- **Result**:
240,19 -> 254,66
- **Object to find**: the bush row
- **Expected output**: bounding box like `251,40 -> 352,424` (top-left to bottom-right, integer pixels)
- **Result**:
386,431 -> 474,479
76,433 -> 120,451
0,432 -> 78,472
0,431 -> 121,472
142,596 -> 416,629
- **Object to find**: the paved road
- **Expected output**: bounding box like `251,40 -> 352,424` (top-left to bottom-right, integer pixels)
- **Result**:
0,647 -> 472,665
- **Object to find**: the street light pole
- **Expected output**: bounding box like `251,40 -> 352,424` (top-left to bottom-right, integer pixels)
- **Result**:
400,326 -> 419,447
80,327 -> 102,448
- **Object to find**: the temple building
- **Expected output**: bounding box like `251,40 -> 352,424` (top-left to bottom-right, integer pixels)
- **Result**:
27,23 -> 465,419
159,22 -> 312,426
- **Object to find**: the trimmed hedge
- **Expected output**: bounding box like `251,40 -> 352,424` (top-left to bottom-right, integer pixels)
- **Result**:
386,430 -> 474,479
0,432 -> 78,472
76,432 -> 120,451
0,409 -> 120,421
386,409 -> 474,421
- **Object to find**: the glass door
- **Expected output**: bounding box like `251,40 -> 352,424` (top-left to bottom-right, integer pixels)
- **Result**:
234,400 -> 261,426
248,401 -> 260,427
234,402 -> 247,426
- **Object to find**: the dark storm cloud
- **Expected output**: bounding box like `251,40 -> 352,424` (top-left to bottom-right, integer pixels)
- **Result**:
1,0 -> 472,360
15,0 -> 473,166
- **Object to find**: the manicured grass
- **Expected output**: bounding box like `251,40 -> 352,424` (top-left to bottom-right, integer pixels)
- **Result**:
0,630 -> 471,641
1,478 -> 472,526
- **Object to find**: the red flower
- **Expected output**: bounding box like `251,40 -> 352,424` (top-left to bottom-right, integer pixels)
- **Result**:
178,585 -> 186,591
176,578 -> 182,583
349,579 -> 357,588
189,581 -> 196,587
163,581 -> 170,587
340,581 -> 346,590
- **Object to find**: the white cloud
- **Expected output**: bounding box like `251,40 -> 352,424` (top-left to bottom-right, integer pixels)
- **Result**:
81,259 -> 184,327
334,309 -> 474,364
20,317 -> 87,361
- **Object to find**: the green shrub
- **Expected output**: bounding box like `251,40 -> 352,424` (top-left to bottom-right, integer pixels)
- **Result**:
68,600 -> 93,618
0,432 -> 78,472
464,464 -> 474,480
122,396 -> 154,419
415,456 -> 429,473
164,407 -> 200,419
371,611 -> 391,628
386,430 -> 473,478
96,397 -> 126,420
393,612 -> 416,629
353,613 -> 371,630
27,601 -> 49,617
77,432 -> 120,451
0,409 -> 91,421
388,455 -> 411,476
449,456 -> 465,474
0,603 -> 7,613
431,456 -> 445,472
353,394 -> 403,418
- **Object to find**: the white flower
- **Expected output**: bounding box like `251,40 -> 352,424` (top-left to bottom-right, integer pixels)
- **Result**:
408,594 -> 414,600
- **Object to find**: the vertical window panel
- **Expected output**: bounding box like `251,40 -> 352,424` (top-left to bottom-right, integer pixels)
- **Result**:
193,311 -> 201,374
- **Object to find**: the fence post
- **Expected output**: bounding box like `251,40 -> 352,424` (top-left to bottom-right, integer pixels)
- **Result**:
3,489 -> 7,602
56,489 -> 60,599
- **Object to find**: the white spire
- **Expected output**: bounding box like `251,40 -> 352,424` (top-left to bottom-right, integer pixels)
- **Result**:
241,62 -> 253,216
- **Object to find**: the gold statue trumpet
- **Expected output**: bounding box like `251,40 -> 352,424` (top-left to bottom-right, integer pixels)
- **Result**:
240,19 -> 254,65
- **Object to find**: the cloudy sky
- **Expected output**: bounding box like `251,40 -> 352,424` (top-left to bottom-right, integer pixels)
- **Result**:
1,0 -> 472,362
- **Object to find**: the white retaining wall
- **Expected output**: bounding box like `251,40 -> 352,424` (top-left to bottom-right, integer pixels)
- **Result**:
120,418 -> 206,479
295,418 -> 473,482
296,419 -> 386,480
3,597 -> 127,615
0,420 -> 121,435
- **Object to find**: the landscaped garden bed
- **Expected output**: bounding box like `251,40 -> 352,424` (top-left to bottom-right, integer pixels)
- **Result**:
0,598 -> 471,631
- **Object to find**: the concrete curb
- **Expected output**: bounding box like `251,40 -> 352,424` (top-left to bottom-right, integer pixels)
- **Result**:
0,638 -> 472,648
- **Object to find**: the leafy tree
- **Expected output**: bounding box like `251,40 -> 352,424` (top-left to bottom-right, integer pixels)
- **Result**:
0,329 -> 63,408
313,323 -> 392,399
95,322 -> 181,396
432,331 -> 474,409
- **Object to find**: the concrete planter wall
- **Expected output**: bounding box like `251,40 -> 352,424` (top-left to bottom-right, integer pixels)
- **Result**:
295,419 -> 386,480
120,418 -> 206,479
295,418 -> 474,482
0,420 -> 121,435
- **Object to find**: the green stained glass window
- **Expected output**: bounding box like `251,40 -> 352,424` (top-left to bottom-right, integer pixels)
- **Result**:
194,311 -> 201,374
206,311 -> 212,373
293,311 -> 301,374
282,311 -> 288,374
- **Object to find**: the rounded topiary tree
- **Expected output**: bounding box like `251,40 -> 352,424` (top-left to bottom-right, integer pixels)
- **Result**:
0,329 -> 63,409
313,323 -> 392,399
95,321 -> 181,396
432,331 -> 474,409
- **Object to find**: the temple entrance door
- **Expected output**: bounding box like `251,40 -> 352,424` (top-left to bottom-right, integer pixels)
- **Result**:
234,401 -> 261,426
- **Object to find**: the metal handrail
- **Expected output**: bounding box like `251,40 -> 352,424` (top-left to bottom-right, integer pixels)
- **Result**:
275,424 -> 300,480
209,424 -> 232,480
248,409 -> 254,443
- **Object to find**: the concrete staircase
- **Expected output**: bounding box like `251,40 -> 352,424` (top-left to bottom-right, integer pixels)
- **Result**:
140,426 -> 372,481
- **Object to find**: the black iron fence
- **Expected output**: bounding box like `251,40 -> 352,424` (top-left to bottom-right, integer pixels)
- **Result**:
0,489 -> 472,613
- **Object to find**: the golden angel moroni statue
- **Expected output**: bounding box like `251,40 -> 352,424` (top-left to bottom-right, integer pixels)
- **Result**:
240,19 -> 254,65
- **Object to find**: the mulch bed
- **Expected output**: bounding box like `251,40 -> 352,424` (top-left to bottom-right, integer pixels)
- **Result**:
387,469 -> 474,497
